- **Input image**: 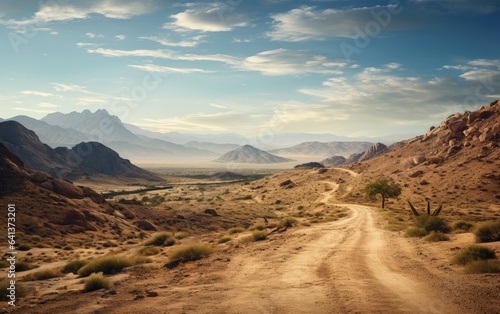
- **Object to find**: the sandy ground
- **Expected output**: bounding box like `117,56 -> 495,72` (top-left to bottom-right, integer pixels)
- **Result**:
11,172 -> 499,314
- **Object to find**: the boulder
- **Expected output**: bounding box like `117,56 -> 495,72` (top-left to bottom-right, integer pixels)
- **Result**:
135,219 -> 157,231
280,179 -> 295,189
204,208 -> 219,216
52,179 -> 84,199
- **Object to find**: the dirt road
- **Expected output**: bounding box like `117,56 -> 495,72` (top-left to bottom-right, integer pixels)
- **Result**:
215,203 -> 463,314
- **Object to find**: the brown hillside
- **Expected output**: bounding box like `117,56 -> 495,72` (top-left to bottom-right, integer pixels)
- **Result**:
342,100 -> 500,217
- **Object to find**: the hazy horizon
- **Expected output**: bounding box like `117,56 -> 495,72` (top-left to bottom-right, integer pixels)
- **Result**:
1,0 -> 499,138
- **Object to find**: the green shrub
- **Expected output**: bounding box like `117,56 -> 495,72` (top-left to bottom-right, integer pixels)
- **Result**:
252,230 -> 267,241
78,256 -> 134,277
83,272 -> 110,292
474,221 -> 500,243
138,246 -> 161,256
0,279 -> 28,300
454,221 -> 474,231
452,245 -> 496,265
169,244 -> 213,263
424,231 -> 450,242
415,215 -> 450,233
405,227 -> 428,237
144,232 -> 175,246
62,260 -> 88,274
464,260 -> 500,274
17,244 -> 31,251
16,261 -> 35,272
174,232 -> 190,239
218,237 -> 231,244
24,268 -> 64,281
228,227 -> 245,234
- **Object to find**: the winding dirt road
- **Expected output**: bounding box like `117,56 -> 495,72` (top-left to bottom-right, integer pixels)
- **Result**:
216,205 -> 463,314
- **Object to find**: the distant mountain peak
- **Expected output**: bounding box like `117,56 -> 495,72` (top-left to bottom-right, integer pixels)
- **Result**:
214,144 -> 293,164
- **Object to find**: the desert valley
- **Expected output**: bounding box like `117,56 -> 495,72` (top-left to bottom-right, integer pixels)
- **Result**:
0,101 -> 498,313
1,1 -> 500,313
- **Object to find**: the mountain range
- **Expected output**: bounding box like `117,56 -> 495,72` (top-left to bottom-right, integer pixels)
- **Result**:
0,121 -> 161,181
1,109 -> 398,163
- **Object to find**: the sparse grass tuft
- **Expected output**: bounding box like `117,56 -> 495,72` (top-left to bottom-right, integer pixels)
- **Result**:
452,245 -> 496,265
473,221 -> 500,243
405,227 -> 428,238
218,237 -> 231,244
454,221 -> 474,232
0,279 -> 28,300
144,232 -> 175,246
24,268 -> 64,281
62,260 -> 88,274
249,223 -> 266,231
78,256 -> 134,277
83,272 -> 111,292
174,232 -> 190,239
228,227 -> 245,234
138,246 -> 161,256
464,260 -> 500,274
169,243 -> 213,263
252,230 -> 267,241
281,217 -> 298,227
424,231 -> 450,242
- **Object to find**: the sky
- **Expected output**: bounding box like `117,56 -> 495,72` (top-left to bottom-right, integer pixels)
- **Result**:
0,0 -> 499,138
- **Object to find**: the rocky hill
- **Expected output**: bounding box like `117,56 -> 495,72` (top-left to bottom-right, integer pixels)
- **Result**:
343,100 -> 500,208
321,142 -> 387,166
0,121 -> 162,181
269,141 -> 373,157
214,145 -> 293,164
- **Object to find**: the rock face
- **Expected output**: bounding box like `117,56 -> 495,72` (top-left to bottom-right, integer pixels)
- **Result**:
321,142 -> 388,166
214,145 -> 293,164
0,121 -> 161,181
321,156 -> 347,167
358,142 -> 388,162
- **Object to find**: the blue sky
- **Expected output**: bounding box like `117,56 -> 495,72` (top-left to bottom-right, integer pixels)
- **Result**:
0,0 -> 499,137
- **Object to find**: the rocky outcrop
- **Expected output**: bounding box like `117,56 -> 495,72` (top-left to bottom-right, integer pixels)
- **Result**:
358,142 -> 388,162
321,156 -> 347,167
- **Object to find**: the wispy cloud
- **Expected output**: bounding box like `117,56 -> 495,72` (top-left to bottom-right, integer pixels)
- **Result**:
0,0 -> 160,30
37,102 -> 59,108
140,36 -> 203,47
115,34 -> 126,40
87,47 -> 239,65
20,90 -> 56,97
13,107 -> 56,114
165,2 -> 250,32
128,64 -> 210,74
238,49 -> 346,76
50,83 -> 88,92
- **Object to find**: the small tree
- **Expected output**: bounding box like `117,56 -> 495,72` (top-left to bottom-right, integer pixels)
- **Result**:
364,177 -> 401,208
